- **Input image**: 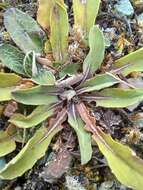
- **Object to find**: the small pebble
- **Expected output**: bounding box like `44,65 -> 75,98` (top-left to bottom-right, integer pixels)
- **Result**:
115,0 -> 134,17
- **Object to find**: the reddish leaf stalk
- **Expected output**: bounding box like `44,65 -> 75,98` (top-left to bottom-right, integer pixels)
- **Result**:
76,102 -> 111,150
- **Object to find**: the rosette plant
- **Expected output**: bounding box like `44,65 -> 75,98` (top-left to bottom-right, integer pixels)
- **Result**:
0,0 -> 143,189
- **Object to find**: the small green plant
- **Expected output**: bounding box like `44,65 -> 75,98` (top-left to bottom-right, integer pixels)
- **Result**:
0,1 -> 143,189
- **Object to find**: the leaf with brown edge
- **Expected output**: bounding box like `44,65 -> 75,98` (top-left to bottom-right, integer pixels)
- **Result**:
83,26 -> 105,76
68,103 -> 92,164
50,0 -> 69,63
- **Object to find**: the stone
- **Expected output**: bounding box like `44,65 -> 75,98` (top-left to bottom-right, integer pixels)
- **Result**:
115,0 -> 134,17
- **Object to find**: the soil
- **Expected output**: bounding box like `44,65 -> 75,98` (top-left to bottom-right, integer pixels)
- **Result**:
0,0 -> 143,190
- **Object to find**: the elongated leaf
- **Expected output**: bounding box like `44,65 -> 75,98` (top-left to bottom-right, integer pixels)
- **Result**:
0,88 -> 12,101
0,126 -> 62,179
4,8 -> 45,53
95,88 -> 143,108
37,0 -> 54,30
76,102 -> 143,190
9,105 -> 54,128
93,129 -> 143,190
12,86 -> 59,105
83,26 -> 105,76
114,48 -> 143,76
78,73 -> 119,93
0,73 -> 21,87
68,104 -> 92,164
73,0 -> 101,36
50,0 -> 69,63
0,44 -> 25,75
0,131 -> 16,157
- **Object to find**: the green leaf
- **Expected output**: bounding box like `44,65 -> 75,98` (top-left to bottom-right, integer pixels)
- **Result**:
12,86 -> 59,105
0,73 -> 21,87
10,105 -> 54,128
32,69 -> 56,86
24,51 -> 55,85
95,88 -> 143,108
4,8 -> 45,54
0,126 -> 62,179
60,63 -> 81,77
79,73 -> 119,93
94,129 -> 143,190
0,44 -> 25,75
50,0 -> 69,63
37,0 -> 54,30
0,88 -> 12,101
0,131 -> 16,157
73,0 -> 101,37
68,104 -> 92,164
114,48 -> 143,76
83,26 -> 105,76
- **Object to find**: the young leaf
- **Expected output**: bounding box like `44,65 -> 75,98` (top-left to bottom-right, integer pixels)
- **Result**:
9,105 -> 55,128
0,131 -> 16,157
60,63 -> 81,77
95,88 -> 143,108
0,126 -> 62,179
93,129 -> 143,190
0,73 -> 21,88
68,104 -> 92,164
73,0 -> 101,36
83,26 -> 105,76
4,8 -> 45,54
24,50 -> 55,85
37,0 -> 54,30
0,44 -> 25,75
23,51 -> 38,77
78,73 -> 119,93
50,0 -> 69,63
12,86 -> 59,105
0,88 -> 12,101
114,48 -> 143,76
